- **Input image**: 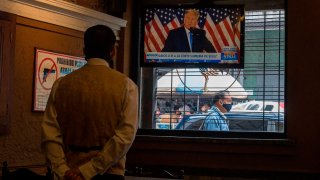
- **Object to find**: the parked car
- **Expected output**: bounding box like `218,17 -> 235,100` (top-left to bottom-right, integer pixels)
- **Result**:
225,112 -> 284,132
173,112 -> 284,132
231,101 -> 284,113
175,115 -> 207,130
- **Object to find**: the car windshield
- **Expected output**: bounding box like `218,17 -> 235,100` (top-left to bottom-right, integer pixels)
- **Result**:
156,100 -> 284,132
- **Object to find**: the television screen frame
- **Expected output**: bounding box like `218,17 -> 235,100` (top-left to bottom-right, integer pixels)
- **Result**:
140,4 -> 245,68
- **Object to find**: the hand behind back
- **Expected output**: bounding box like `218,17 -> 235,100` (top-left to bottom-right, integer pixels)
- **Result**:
64,168 -> 85,180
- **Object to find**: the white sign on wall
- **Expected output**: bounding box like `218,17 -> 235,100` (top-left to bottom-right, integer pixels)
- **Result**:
33,48 -> 86,111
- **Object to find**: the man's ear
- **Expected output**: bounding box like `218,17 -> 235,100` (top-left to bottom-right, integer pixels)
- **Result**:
110,46 -> 116,58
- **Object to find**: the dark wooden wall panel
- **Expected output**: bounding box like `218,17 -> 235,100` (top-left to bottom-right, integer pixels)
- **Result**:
0,16 -> 84,167
0,12 -> 15,135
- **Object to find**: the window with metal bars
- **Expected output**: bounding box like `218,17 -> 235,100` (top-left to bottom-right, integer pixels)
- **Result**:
139,9 -> 285,134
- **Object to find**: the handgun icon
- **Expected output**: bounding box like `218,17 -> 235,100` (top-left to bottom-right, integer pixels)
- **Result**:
43,68 -> 56,82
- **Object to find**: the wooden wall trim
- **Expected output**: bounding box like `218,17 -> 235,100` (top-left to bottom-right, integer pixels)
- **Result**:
0,0 -> 126,35
131,135 -> 295,156
16,16 -> 83,38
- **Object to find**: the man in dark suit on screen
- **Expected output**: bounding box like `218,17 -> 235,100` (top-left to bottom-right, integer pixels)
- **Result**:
162,9 -> 216,53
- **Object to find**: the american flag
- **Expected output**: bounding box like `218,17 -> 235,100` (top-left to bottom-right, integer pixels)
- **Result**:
144,7 -> 242,53
204,8 -> 241,52
144,8 -> 183,52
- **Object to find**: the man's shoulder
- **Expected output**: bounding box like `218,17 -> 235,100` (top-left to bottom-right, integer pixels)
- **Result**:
208,106 -> 221,115
109,69 -> 138,87
208,106 -> 227,120
208,109 -> 219,114
61,66 -> 136,87
169,27 -> 185,34
192,28 -> 206,35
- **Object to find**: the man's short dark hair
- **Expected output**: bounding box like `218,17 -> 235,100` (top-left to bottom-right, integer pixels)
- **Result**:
84,25 -> 116,61
212,90 -> 230,103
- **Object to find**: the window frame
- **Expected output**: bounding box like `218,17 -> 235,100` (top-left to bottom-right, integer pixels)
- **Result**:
134,5 -> 287,140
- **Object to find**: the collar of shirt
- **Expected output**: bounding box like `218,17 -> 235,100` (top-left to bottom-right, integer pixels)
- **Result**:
86,58 -> 109,67
209,105 -> 227,119
184,27 -> 190,34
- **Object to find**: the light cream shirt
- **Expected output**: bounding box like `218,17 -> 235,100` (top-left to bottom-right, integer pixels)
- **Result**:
41,58 -> 139,180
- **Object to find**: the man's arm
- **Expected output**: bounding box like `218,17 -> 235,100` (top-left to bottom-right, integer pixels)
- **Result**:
78,79 -> 139,179
41,78 -> 71,179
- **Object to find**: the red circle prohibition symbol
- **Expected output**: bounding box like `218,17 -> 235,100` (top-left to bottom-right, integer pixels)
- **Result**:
37,57 -> 58,90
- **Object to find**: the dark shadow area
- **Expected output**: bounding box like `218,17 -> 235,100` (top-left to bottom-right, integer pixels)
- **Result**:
1,161 -> 51,180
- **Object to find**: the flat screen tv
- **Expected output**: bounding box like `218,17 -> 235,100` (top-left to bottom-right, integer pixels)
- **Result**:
141,5 -> 244,68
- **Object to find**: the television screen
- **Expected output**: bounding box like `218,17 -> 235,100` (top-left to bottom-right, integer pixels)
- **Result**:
141,5 -> 244,68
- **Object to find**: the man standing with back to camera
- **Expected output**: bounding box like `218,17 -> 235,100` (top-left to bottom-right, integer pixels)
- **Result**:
162,9 -> 215,53
41,25 -> 138,180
